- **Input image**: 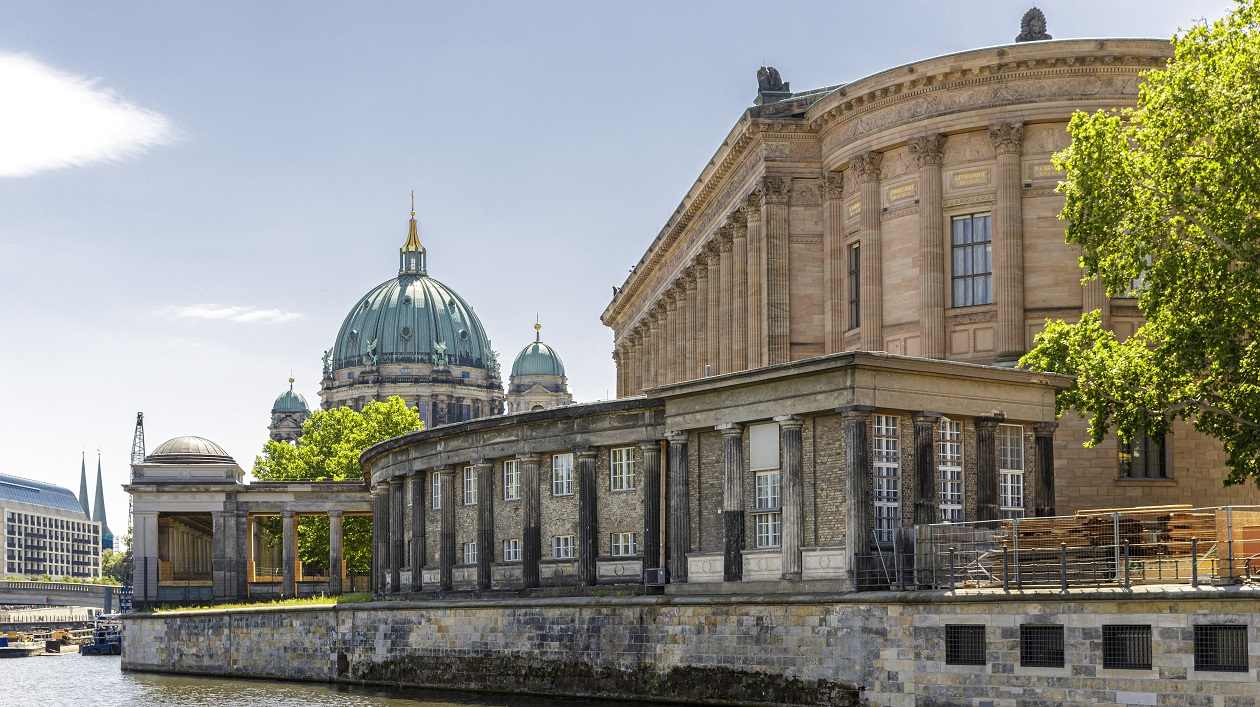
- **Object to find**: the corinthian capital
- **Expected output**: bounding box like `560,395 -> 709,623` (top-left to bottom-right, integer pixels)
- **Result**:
988,122 -> 1024,155
822,171 -> 845,201
744,188 -> 763,217
908,133 -> 945,168
852,151 -> 883,182
761,175 -> 791,204
729,206 -> 748,237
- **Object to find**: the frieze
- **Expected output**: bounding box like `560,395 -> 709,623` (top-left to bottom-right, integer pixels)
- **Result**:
943,193 -> 996,210
949,167 -> 991,190
791,178 -> 821,206
945,307 -> 997,324
884,180 -> 917,206
1023,185 -> 1060,199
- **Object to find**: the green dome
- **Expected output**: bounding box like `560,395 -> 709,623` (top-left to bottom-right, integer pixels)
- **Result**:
272,384 -> 309,413
511,340 -> 565,378
331,274 -> 496,372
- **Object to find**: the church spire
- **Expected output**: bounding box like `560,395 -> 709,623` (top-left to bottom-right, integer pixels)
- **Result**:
78,451 -> 91,519
93,452 -> 114,551
399,190 -> 427,275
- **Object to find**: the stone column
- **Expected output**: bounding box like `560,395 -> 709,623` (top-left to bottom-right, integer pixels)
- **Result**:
693,260 -> 709,379
375,483 -> 390,592
841,405 -> 874,574
975,416 -> 1001,521
282,510 -> 296,598
235,508 -> 248,598
211,510 -> 229,599
409,471 -> 424,591
763,176 -> 791,365
717,423 -> 745,582
637,327 -> 650,393
990,122 -> 1026,364
575,448 -> 599,586
639,441 -> 663,580
731,212 -> 748,372
776,416 -> 804,581
613,346 -> 624,399
328,510 -> 343,595
1034,422 -> 1058,517
438,468 -> 455,591
745,189 -> 766,369
132,512 -> 159,607
369,487 -> 380,593
630,334 -> 643,394
705,242 -> 722,375
389,477 -> 403,593
912,412 -> 942,526
718,225 -> 735,374
910,134 -> 946,359
655,307 -> 669,387
666,432 -> 689,583
1082,276 -> 1111,329
855,152 -> 884,351
681,272 -> 696,381
645,313 -> 659,389
822,172 -> 846,353
665,290 -> 680,384
520,453 -> 543,588
475,460 -> 494,590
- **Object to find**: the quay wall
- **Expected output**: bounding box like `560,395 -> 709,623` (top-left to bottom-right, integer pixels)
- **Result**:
121,590 -> 1260,706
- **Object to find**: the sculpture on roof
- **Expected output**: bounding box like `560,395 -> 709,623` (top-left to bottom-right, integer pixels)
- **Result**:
757,66 -> 787,93
1016,7 -> 1051,42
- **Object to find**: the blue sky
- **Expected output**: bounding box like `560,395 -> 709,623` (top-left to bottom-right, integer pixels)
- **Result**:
0,1 -> 1232,545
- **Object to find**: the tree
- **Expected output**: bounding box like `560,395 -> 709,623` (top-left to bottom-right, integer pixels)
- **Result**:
101,548 -> 130,586
1021,0 -> 1260,483
252,396 -> 423,574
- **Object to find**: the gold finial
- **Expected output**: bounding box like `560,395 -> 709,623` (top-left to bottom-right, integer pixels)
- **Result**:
410,189 -> 415,217
402,189 -> 423,253
534,314 -> 542,342
288,373 -> 295,391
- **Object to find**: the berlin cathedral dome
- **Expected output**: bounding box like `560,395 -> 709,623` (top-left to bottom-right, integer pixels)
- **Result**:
319,199 -> 504,426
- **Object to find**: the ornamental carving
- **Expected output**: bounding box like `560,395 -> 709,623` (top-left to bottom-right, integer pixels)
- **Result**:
1016,8 -> 1051,43
744,187 -> 763,216
729,206 -> 748,236
822,172 -> 845,201
761,175 -> 791,204
908,133 -> 945,167
989,121 -> 1025,154
852,151 -> 883,182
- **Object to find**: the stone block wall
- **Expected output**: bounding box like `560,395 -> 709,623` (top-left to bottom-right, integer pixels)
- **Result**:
123,590 -> 1260,706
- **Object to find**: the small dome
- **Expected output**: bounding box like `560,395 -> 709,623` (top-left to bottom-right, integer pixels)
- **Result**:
146,436 -> 235,465
272,379 -> 310,413
512,340 -> 565,378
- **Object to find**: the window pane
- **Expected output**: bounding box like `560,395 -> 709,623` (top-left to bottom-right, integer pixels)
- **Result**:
749,423 -> 778,470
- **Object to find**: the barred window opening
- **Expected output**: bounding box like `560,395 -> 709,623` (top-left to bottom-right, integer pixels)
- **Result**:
1194,624 -> 1248,672
1102,625 -> 1152,670
1020,624 -> 1065,668
945,625 -> 986,666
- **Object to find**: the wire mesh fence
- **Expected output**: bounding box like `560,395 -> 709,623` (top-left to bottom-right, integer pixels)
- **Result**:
913,505 -> 1260,591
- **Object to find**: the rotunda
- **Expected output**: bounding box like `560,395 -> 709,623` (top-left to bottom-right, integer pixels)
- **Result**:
505,320 -> 572,413
318,199 -> 504,425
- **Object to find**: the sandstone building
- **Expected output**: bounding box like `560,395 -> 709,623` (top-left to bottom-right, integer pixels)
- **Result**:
600,36 -> 1258,513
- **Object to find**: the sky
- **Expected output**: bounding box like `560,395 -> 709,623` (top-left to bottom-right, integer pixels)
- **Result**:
0,0 -> 1234,548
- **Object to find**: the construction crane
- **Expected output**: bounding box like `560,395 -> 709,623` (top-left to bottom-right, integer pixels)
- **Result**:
127,412 -> 145,538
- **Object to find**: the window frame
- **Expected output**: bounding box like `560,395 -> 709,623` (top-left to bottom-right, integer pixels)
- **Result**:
1102,624 -> 1153,670
431,473 -> 442,511
1019,624 -> 1065,668
501,538 -> 521,563
610,531 -> 638,557
873,414 -> 900,544
1119,429 -> 1169,480
945,625 -> 986,666
462,466 -> 477,506
552,534 -> 576,560
847,242 -> 861,330
938,417 -> 964,523
610,447 -> 637,492
462,541 -> 477,566
949,212 -> 993,308
997,424 -> 1025,518
1193,624 -> 1249,673
552,453 -> 574,496
503,460 -> 521,501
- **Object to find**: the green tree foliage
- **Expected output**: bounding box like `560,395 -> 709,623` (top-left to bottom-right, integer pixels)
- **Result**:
1021,1 -> 1260,483
252,396 -> 422,574
101,547 -> 131,586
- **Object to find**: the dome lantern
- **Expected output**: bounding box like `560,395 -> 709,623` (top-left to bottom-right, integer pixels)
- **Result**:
400,190 -> 427,276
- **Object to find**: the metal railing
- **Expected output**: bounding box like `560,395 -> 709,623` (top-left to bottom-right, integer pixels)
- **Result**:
914,506 -> 1260,591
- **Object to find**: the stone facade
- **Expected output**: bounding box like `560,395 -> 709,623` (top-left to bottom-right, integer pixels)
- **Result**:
123,589 -> 1260,706
600,37 -> 1252,512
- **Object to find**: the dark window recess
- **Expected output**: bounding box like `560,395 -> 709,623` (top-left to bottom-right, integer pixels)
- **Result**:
1194,624 -> 1248,672
950,213 -> 993,306
1020,624 -> 1065,668
1119,429 -> 1167,479
1103,625 -> 1152,670
848,243 -> 861,330
945,625 -> 986,666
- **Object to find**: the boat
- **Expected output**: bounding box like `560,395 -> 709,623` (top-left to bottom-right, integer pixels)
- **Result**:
0,632 -> 43,658
79,614 -> 122,656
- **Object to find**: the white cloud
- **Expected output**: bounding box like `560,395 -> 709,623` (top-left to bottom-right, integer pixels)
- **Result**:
162,304 -> 304,324
0,53 -> 175,178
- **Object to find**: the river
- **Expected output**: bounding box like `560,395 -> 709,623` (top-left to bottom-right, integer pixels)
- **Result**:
11,654 -> 683,706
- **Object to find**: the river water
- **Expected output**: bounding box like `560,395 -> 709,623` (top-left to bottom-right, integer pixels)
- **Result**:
12,654 -> 681,706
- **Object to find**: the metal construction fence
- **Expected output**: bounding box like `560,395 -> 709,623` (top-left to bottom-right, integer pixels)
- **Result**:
912,505 -> 1260,591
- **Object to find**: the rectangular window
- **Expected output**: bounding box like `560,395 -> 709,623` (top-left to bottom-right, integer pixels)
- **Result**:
848,243 -> 861,329
1119,430 -> 1167,479
462,541 -> 477,565
610,447 -> 637,491
945,625 -> 986,666
431,474 -> 442,511
610,532 -> 638,557
755,512 -> 782,549
1102,625 -> 1152,670
873,414 -> 900,544
1020,625 -> 1065,668
749,422 -> 779,471
552,453 -> 574,496
753,469 -> 782,548
1194,624 -> 1248,673
938,418 -> 964,522
503,460 -> 520,501
950,213 -> 992,307
997,424 -> 1025,518
502,539 -> 521,562
462,466 -> 477,505
552,535 -> 576,560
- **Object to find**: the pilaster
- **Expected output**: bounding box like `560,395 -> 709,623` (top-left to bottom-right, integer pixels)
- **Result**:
718,225 -> 735,374
705,241 -> 722,376
282,509 -> 296,598
329,510 -> 344,595
910,134 -> 946,358
912,412 -> 943,526
840,405 -> 874,577
990,122 -> 1026,364
438,468 -> 455,591
519,453 -> 543,588
1034,422 -> 1059,517
390,476 -> 403,593
744,189 -> 766,369
855,152 -> 884,351
666,431 -> 689,583
975,416 -> 1002,521
822,171 -> 846,353
717,423 -> 745,582
575,448 -> 599,586
682,271 -> 697,381
776,416 -> 804,581
475,460 -> 494,590
639,440 -> 663,580
763,176 -> 791,365
693,260 -> 709,379
731,210 -> 748,373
